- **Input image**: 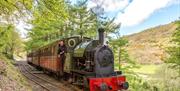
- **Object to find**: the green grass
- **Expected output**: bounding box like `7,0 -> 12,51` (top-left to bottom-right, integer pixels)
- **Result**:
132,64 -> 162,74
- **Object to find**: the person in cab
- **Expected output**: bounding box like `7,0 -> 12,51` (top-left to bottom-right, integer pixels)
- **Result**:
58,40 -> 67,76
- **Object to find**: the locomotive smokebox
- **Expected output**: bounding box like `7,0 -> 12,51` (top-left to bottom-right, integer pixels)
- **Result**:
98,28 -> 105,45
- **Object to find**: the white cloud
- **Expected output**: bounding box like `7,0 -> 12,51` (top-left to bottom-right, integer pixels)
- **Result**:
88,0 -> 178,27
167,0 -> 180,6
114,0 -> 177,27
88,0 -> 130,12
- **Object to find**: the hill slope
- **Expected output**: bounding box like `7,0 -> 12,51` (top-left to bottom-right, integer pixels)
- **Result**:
125,22 -> 178,64
0,55 -> 31,91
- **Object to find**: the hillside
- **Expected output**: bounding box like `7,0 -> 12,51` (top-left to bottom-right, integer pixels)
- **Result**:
0,55 -> 31,91
125,22 -> 178,64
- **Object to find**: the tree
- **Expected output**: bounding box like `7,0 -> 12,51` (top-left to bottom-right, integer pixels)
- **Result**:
0,0 -> 33,22
65,0 -> 98,37
25,0 -> 124,52
26,0 -> 98,51
25,0 -> 68,51
0,24 -> 23,59
0,0 -> 33,59
166,20 -> 180,75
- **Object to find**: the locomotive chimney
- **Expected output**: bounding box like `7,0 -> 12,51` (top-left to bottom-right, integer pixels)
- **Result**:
98,28 -> 105,45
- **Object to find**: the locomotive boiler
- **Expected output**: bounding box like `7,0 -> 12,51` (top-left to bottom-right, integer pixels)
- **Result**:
27,28 -> 129,91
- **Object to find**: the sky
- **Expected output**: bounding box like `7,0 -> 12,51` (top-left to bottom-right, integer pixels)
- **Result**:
16,0 -> 180,38
87,0 -> 180,35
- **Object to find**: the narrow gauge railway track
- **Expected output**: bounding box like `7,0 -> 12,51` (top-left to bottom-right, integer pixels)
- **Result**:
25,64 -> 81,91
18,62 -> 69,91
30,72 -> 81,91
18,61 -> 80,91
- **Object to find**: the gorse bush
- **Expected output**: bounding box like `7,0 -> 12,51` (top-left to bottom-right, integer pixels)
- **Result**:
150,64 -> 180,91
126,74 -> 153,91
165,20 -> 180,75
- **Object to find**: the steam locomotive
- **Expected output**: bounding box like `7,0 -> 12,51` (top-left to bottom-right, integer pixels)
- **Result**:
27,28 -> 129,91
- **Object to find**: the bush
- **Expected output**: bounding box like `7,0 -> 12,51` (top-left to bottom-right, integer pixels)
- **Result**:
150,64 -> 180,91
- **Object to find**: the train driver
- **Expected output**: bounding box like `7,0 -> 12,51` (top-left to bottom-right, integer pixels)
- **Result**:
58,40 -> 67,75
